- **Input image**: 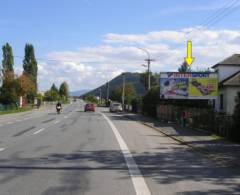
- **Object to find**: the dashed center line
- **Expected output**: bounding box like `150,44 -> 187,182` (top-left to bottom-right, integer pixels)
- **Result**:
33,128 -> 45,135
0,148 -> 5,152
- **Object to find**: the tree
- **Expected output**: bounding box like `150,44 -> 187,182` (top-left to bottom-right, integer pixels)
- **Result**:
23,44 -> 38,90
0,43 -> 19,106
59,82 -> 69,99
84,95 -> 98,104
178,61 -> 191,72
110,84 -> 136,104
140,71 -> 158,90
2,43 -> 14,76
232,92 -> 240,141
17,74 -> 35,97
0,72 -> 20,106
142,86 -> 160,117
51,83 -> 59,94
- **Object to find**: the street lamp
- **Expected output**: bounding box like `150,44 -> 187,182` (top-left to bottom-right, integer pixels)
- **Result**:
137,47 -> 155,90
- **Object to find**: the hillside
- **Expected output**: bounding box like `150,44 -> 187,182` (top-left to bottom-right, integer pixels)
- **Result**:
70,89 -> 90,97
82,72 -> 145,98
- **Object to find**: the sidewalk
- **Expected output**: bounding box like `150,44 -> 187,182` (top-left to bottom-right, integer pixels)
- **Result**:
122,112 -> 240,167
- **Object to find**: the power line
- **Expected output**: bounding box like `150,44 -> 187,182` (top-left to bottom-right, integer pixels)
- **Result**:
203,1 -> 240,28
200,0 -> 237,27
186,0 -> 240,40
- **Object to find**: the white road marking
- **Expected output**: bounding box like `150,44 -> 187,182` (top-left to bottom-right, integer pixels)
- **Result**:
101,113 -> 151,195
0,148 -> 5,152
64,116 -> 68,118
33,128 -> 45,135
7,121 -> 14,124
54,120 -> 60,124
16,119 -> 22,122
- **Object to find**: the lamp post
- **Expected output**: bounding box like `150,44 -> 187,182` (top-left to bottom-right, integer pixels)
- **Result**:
138,47 -> 155,90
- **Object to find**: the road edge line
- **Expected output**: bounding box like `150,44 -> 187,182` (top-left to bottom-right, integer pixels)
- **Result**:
101,112 -> 151,195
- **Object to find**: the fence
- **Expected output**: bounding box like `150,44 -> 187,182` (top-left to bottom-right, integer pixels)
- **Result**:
156,104 -> 234,138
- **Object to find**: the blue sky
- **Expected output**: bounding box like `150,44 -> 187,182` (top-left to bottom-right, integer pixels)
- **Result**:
1,0 -> 240,91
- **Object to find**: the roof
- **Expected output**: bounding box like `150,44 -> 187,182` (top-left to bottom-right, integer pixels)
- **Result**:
220,70 -> 240,86
212,54 -> 240,68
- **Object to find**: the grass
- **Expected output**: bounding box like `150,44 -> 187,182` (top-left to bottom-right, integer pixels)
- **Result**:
0,107 -> 34,115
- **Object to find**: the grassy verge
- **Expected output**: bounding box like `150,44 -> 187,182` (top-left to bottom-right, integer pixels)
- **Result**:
0,107 -> 34,115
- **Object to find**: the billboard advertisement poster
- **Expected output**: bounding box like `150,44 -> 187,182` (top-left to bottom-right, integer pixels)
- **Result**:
160,72 -> 218,99
189,78 -> 218,97
160,78 -> 188,99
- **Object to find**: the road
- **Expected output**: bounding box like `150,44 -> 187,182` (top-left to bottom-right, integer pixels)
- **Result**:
0,100 -> 239,195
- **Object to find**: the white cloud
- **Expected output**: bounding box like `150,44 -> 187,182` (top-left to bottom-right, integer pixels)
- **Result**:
37,27 -> 240,91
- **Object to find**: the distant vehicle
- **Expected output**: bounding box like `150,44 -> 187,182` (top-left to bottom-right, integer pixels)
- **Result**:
84,103 -> 95,112
56,102 -> 62,114
110,102 -> 123,112
73,99 -> 77,102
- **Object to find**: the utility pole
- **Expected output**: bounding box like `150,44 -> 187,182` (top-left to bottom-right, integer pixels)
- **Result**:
145,58 -> 155,91
122,73 -> 125,109
138,47 -> 154,91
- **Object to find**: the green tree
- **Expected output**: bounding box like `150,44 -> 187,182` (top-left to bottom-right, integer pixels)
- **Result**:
51,83 -> 59,94
0,43 -> 19,106
178,61 -> 191,72
23,44 -> 38,91
0,72 -> 20,106
84,95 -> 98,104
142,86 -> 160,117
140,71 -> 158,90
110,84 -> 136,104
59,82 -> 69,99
2,43 -> 14,76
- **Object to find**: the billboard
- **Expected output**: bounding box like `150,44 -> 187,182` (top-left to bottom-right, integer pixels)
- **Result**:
160,72 -> 218,99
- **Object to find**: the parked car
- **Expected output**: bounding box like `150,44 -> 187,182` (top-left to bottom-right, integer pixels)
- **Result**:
84,103 -> 96,112
110,102 -> 123,112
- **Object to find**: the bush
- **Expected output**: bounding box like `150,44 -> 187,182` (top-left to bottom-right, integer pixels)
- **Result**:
142,86 -> 160,117
84,95 -> 98,104
131,97 -> 142,113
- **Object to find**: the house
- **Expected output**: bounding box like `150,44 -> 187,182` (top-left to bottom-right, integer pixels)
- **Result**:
212,54 -> 240,115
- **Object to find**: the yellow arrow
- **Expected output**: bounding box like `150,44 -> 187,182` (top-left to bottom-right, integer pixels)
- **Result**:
184,40 -> 195,66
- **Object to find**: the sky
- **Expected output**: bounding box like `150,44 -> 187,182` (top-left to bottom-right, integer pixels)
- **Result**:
1,0 -> 240,91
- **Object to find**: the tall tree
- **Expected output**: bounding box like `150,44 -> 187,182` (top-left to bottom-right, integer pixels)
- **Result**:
51,83 -> 59,94
140,71 -> 158,91
0,43 -> 19,106
59,82 -> 69,98
2,43 -> 14,77
23,44 -> 38,89
178,61 -> 191,72
110,84 -> 136,104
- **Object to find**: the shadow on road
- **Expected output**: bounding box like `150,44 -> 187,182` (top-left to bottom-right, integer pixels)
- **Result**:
0,148 -> 239,194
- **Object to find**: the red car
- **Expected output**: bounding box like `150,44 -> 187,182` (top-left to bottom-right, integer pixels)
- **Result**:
84,103 -> 96,112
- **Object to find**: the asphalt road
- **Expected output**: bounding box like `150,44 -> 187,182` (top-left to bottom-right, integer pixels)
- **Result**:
0,100 -> 239,195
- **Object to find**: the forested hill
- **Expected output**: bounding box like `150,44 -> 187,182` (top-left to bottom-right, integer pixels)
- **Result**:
82,72 -> 145,98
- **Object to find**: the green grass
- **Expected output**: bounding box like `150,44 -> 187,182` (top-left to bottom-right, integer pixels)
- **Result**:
0,107 -> 34,115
